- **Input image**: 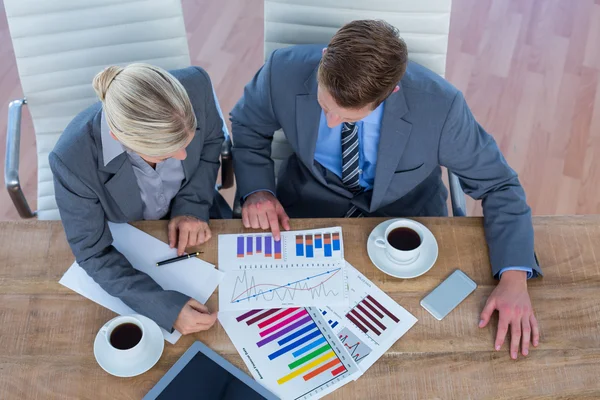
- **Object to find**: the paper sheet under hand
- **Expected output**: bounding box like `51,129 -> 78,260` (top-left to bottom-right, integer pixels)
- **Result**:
59,222 -> 223,344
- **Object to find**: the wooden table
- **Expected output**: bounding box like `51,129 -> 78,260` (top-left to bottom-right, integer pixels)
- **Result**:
1,217 -> 600,399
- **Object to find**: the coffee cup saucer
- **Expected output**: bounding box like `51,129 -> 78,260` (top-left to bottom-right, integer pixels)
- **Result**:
367,219 -> 438,279
94,314 -> 164,377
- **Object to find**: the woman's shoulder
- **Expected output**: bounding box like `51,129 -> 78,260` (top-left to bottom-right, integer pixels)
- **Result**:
51,102 -> 101,169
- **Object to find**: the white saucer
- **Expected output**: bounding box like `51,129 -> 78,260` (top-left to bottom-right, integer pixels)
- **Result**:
367,219 -> 438,279
94,314 -> 164,377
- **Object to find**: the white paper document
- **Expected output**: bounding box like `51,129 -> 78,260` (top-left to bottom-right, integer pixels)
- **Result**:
218,228 -> 349,312
322,262 -> 418,372
59,222 -> 223,344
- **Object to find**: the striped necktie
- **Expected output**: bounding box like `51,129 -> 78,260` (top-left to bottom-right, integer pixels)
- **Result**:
341,122 -> 364,218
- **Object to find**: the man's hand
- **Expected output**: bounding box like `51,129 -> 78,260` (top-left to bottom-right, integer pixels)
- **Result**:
242,191 -> 291,240
168,216 -> 212,256
479,270 -> 539,359
173,299 -> 218,335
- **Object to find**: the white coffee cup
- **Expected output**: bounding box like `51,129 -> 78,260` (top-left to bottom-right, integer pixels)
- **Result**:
374,219 -> 424,264
98,315 -> 148,361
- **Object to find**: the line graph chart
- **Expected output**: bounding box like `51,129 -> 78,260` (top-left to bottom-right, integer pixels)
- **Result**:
220,261 -> 349,311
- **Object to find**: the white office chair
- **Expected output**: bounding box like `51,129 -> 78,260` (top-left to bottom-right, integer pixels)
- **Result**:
233,0 -> 466,216
4,0 -> 234,220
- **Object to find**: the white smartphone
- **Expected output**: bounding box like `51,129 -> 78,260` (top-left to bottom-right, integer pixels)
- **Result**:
420,269 -> 477,320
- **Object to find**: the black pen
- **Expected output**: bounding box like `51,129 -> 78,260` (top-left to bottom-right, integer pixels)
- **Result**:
156,251 -> 203,266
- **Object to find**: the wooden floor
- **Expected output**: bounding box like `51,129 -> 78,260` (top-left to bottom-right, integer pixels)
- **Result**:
1,0 -> 599,220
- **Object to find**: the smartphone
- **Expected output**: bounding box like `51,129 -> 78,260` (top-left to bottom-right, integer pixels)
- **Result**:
420,269 -> 477,320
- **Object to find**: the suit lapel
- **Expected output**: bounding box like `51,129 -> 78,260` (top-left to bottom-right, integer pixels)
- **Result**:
370,87 -> 412,212
295,66 -> 327,186
93,109 -> 144,221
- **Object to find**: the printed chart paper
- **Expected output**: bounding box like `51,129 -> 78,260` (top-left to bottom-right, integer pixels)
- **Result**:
218,228 -> 349,311
219,307 -> 361,400
322,262 -> 418,372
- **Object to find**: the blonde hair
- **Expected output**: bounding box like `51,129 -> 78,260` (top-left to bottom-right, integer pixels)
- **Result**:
93,63 -> 196,157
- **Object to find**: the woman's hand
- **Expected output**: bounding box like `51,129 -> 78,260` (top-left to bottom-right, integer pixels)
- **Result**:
168,216 -> 212,255
173,299 -> 217,335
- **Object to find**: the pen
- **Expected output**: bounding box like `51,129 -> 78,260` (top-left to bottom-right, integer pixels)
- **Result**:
156,251 -> 203,266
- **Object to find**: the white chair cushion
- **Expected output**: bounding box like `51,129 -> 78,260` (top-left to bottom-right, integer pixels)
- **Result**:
4,0 -> 191,220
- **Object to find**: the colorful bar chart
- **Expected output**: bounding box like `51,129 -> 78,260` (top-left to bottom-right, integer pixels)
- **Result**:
296,235 -> 304,256
235,235 -> 282,259
305,235 -> 314,258
235,308 -> 350,386
293,231 -> 341,258
315,234 -> 323,249
265,236 -> 272,257
324,234 -> 333,257
247,236 -> 253,255
345,294 -> 400,338
237,236 -> 244,258
332,233 -> 341,251
256,236 -> 262,253
274,239 -> 282,259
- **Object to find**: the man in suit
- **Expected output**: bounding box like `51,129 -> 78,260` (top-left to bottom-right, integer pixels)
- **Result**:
231,20 -> 542,359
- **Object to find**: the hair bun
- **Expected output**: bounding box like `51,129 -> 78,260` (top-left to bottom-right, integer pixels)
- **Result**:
92,65 -> 124,101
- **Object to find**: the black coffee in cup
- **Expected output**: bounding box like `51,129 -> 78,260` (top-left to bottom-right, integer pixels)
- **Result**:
387,227 -> 421,251
109,323 -> 142,350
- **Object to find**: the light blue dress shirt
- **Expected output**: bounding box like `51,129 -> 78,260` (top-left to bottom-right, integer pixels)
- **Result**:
314,102 -> 385,190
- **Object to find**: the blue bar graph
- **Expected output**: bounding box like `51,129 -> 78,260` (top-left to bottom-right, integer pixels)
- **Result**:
268,329 -> 322,360
296,235 -> 304,257
256,236 -> 262,253
315,234 -> 323,249
247,236 -> 253,255
292,337 -> 327,357
278,323 -> 318,345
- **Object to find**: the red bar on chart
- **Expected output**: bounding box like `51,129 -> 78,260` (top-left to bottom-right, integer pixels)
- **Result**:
346,312 -> 367,333
351,309 -> 381,336
257,308 -> 300,329
331,365 -> 346,376
356,304 -> 386,331
236,309 -> 262,322
259,310 -> 308,337
363,297 -> 384,318
302,358 -> 342,381
367,295 -> 399,322
246,309 -> 281,326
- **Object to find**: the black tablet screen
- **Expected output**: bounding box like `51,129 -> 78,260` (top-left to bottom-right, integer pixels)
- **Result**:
156,352 -> 267,400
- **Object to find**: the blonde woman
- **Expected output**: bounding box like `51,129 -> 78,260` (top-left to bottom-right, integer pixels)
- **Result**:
50,64 -> 226,335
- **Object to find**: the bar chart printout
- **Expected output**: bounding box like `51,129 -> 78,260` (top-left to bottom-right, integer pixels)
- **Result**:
219,307 -> 360,400
220,227 -> 343,266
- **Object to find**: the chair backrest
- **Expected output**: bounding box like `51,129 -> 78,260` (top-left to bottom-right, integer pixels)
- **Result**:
4,0 -> 191,220
264,0 -> 452,177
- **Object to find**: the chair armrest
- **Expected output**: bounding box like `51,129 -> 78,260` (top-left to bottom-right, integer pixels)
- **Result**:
448,169 -> 467,217
232,190 -> 242,219
4,99 -> 36,218
220,135 -> 234,190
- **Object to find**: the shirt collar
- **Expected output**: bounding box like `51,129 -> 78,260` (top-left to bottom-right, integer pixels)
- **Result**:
361,101 -> 385,124
100,110 -> 126,166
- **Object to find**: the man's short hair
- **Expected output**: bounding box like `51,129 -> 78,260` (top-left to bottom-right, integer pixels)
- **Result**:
317,20 -> 408,109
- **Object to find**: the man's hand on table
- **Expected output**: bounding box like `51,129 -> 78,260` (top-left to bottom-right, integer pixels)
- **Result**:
168,216 -> 212,256
479,270 -> 539,359
173,299 -> 217,335
242,191 -> 291,241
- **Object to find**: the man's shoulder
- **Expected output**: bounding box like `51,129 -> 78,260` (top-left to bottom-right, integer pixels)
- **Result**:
269,44 -> 324,80
401,61 -> 459,101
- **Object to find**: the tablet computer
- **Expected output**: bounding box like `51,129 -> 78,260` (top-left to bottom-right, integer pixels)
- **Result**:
144,341 -> 279,400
